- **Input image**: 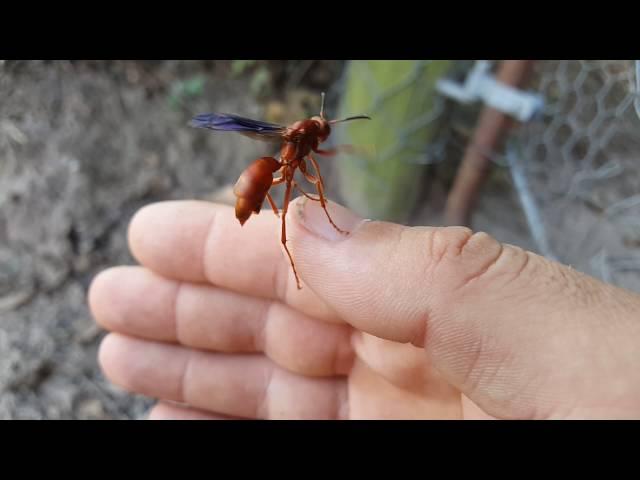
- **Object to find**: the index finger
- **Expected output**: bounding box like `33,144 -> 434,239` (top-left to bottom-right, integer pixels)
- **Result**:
127,200 -> 340,323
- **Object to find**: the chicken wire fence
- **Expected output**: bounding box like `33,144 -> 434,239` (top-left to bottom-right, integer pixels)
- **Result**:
506,60 -> 640,293
328,60 -> 640,293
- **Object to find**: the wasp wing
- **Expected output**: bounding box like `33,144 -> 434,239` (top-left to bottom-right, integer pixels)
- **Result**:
190,113 -> 286,143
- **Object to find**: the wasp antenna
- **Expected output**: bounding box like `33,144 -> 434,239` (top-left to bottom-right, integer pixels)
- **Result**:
320,92 -> 326,119
328,115 -> 371,124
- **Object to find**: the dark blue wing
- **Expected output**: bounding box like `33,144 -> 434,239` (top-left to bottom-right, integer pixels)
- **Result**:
190,113 -> 285,138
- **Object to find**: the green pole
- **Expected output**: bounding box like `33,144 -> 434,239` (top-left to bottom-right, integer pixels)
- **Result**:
333,60 -> 452,223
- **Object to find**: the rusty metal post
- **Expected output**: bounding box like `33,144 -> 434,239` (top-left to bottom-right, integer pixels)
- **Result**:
444,60 -> 536,227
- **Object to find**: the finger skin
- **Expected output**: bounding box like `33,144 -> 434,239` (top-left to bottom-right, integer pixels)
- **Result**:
89,266 -> 354,376
147,402 -> 241,420
126,200 -> 339,323
99,333 -> 348,420
347,358 -> 461,419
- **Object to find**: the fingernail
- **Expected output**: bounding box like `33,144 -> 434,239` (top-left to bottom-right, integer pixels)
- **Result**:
296,197 -> 366,241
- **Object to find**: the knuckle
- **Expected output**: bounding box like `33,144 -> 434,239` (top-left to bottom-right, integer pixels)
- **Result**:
429,226 -> 474,267
425,227 -> 540,293
441,229 -> 508,290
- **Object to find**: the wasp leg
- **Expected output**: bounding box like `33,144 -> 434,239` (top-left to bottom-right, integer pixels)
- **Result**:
266,176 -> 285,218
292,180 -> 321,202
313,147 -> 338,157
280,180 -> 302,290
313,145 -> 357,158
299,159 -> 348,235
307,153 -> 326,190
266,192 -> 280,217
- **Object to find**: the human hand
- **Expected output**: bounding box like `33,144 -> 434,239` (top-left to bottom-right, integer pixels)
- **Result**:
89,197 -> 640,419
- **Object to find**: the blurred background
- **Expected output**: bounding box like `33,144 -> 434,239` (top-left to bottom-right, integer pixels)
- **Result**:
1,60 -> 639,419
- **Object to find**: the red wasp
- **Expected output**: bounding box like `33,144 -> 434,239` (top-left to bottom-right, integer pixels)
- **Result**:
191,93 -> 370,289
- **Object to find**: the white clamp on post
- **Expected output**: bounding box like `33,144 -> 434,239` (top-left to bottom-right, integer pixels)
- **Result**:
436,60 -> 545,122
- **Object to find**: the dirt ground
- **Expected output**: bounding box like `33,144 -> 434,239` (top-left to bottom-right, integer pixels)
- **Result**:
0,60 -> 535,419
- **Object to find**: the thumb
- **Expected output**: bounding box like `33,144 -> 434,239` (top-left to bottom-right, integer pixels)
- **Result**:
287,197 -> 640,419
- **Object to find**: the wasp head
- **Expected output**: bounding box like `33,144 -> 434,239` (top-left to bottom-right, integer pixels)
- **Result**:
310,115 -> 331,142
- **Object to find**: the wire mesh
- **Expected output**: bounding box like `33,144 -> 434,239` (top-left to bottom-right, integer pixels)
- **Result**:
506,60 -> 640,293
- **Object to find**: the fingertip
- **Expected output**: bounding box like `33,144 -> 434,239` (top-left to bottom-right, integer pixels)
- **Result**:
97,332 -> 144,392
146,402 -> 176,420
125,200 -> 233,282
87,266 -> 178,341
97,332 -> 121,382
87,269 -> 108,322
147,402 -> 234,420
126,201 -> 169,266
88,266 -> 135,329
146,403 -> 171,420
290,195 -> 368,243
285,201 -> 432,344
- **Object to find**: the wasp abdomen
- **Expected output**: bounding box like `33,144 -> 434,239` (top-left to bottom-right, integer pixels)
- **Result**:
233,156 -> 281,225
